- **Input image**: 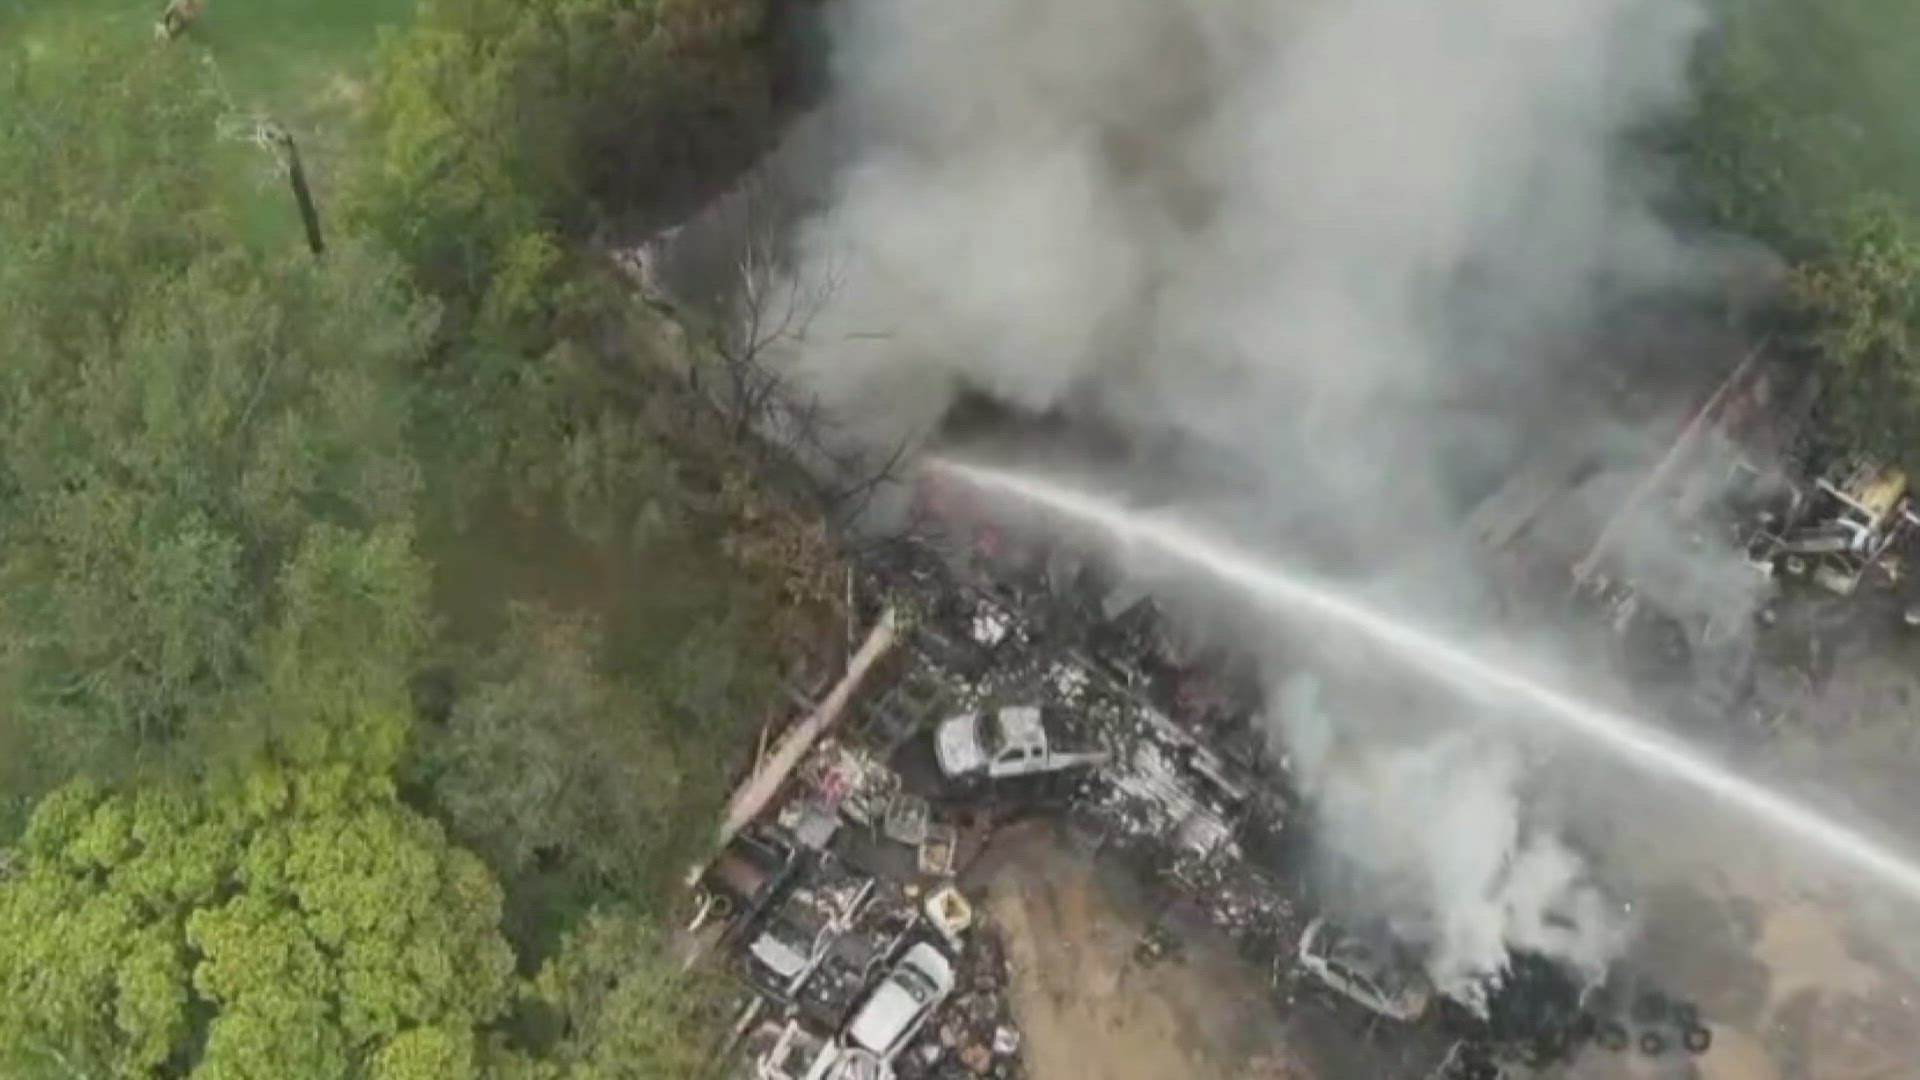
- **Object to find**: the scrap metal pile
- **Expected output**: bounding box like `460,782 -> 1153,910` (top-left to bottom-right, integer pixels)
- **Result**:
1467,351 -> 1920,750
1747,459 -> 1916,600
704,486 -> 1760,1079
705,368 -> 1906,1077
704,518 -> 1312,1079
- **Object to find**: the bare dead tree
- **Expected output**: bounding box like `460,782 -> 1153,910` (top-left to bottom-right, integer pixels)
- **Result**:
681,166 -> 920,524
712,172 -> 838,442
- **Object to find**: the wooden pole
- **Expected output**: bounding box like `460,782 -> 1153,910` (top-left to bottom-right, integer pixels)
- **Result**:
284,136 -> 325,258
260,123 -> 325,258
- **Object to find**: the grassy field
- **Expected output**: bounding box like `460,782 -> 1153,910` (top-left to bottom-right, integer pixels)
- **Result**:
21,0 -> 413,105
15,0 -> 412,152
9,0 -> 415,249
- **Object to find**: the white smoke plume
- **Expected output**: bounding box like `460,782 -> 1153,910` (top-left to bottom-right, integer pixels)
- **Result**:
785,0 -> 1719,460
771,0 -> 1753,1009
1278,672 -> 1632,1009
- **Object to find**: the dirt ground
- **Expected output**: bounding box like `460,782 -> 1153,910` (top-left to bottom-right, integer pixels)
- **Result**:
974,818 -> 1920,1080
1590,630 -> 1920,1080
960,615 -> 1920,1080
976,826 -> 1460,1080
1560,885 -> 1920,1080
980,829 -> 1305,1080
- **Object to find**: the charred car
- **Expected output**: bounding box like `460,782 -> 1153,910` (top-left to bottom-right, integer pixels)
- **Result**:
1296,916 -> 1433,1022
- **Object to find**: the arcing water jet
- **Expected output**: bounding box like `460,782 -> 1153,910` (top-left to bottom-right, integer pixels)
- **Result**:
930,457 -> 1920,904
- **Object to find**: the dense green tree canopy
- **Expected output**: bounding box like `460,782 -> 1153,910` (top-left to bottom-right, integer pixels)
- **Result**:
0,6 -> 816,1078
352,0 -> 775,296
412,601 -> 776,948
1690,0 -> 1920,464
1791,201 -> 1920,459
525,908 -> 727,1080
417,605 -> 688,893
1689,0 -> 1920,245
0,770 -> 514,1079
0,29 -> 434,803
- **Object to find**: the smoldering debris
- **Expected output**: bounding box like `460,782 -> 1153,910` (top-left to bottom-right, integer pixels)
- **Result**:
1276,672 -> 1631,1012
699,487 -> 1767,1080
759,0 -> 1783,1029
669,0 -> 1920,1070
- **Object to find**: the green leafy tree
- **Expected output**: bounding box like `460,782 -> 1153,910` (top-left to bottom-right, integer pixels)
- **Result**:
0,770 -> 516,1079
352,0 -> 776,298
1686,0 -> 1920,466
1687,0 -> 1920,243
347,0 -> 787,526
526,908 -> 726,1080
413,604 -> 771,941
1793,200 -> 1920,462
0,28 -> 436,803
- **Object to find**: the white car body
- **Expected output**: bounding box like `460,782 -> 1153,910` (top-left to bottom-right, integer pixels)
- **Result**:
845,943 -> 956,1060
934,706 -> 1107,780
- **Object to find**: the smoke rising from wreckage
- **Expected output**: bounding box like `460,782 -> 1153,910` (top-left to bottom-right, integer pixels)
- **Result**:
698,509 -> 1740,1078
741,0 -> 1805,1024
643,0 -> 1920,1073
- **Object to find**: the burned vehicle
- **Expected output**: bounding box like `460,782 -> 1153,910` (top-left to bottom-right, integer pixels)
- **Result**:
744,860 -> 878,999
845,942 -> 956,1061
933,704 -> 1107,780
700,829 -> 800,931
1296,916 -> 1433,1022
748,900 -> 840,997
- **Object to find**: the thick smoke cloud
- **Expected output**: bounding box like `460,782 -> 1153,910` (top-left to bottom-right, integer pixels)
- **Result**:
775,0 -> 1745,1007
1278,672 -> 1631,1011
787,0 -> 1712,462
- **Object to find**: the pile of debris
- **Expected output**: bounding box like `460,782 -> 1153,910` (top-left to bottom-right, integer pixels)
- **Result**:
702,516 -> 1321,1078
704,670 -> 1032,1079
719,442 -> 1771,1080
883,531 -> 1303,953
1748,459 -> 1915,599
1425,954 -> 1716,1079
899,922 -> 1025,1080
720,831 -> 1006,1080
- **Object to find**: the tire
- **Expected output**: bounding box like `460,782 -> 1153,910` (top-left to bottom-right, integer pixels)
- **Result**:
1597,1022 -> 1629,1052
1683,1024 -> 1713,1054
1640,1030 -> 1668,1056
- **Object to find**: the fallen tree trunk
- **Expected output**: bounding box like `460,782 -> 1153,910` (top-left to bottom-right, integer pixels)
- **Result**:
691,605 -> 901,885
1572,347 -> 1760,586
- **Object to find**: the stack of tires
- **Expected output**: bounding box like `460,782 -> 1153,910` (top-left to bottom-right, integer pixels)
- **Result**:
1585,987 -> 1712,1058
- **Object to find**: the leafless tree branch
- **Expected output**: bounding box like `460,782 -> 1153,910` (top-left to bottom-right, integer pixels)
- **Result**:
678,168 -> 910,520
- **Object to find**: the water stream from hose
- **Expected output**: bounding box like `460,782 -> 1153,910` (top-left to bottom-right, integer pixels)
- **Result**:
929,457 -> 1920,903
